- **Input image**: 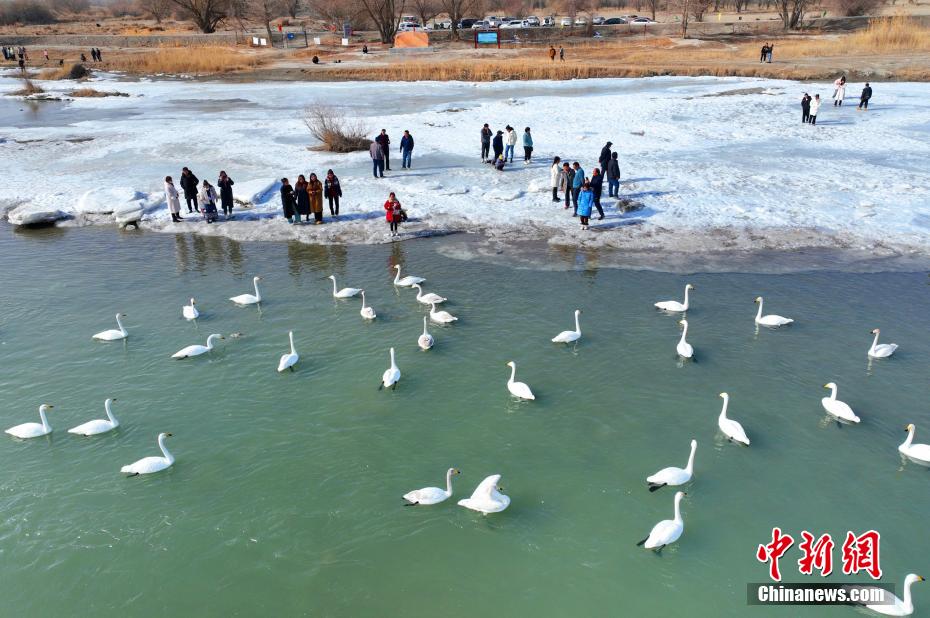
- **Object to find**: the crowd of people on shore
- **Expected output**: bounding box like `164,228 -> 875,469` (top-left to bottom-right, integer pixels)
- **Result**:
480,124 -> 534,170
801,77 -> 873,125
4,45 -> 105,72
545,141 -> 620,231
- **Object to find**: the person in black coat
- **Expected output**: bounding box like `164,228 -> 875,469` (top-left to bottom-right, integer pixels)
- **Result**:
324,169 -> 342,216
858,83 -> 872,110
589,168 -> 605,220
801,93 -> 811,123
294,175 -> 310,223
480,124 -> 492,162
217,170 -> 234,218
598,141 -> 612,175
280,178 -> 296,223
180,167 -> 199,213
492,131 -> 504,164
376,129 -> 391,171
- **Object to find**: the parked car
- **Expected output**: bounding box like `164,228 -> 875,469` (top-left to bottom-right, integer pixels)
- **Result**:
574,17 -> 588,26
400,15 -> 418,24
459,18 -> 479,29
632,17 -> 655,23
592,16 -> 605,24
542,16 -> 555,26
485,16 -> 503,27
526,15 -> 540,26
432,19 -> 452,29
603,17 -> 628,24
560,17 -> 572,26
501,19 -> 530,29
397,22 -> 421,31
471,20 -> 491,29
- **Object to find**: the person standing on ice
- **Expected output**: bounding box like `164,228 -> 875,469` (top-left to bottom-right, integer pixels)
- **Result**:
324,169 -> 341,216
180,167 -> 199,213
199,180 -> 219,223
858,83 -> 872,110
280,177 -> 297,224
399,130 -> 414,169
607,152 -> 620,197
833,76 -> 846,106
480,123 -> 492,162
376,129 -> 391,171
218,171 -> 234,219
589,168 -> 605,220
808,94 -> 821,125
492,130 -> 504,164
384,192 -> 403,237
577,181 -> 594,230
308,173 -> 324,224
550,156 -> 562,202
561,162 -> 574,210
370,140 -> 385,178
522,127 -> 533,164
504,126 -> 517,163
294,175 -> 310,223
165,176 -> 183,223
801,93 -> 811,123
598,141 -> 613,176
570,161 -> 585,216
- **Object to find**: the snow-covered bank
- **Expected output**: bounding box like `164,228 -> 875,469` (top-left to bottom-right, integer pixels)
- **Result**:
2,73 -> 929,259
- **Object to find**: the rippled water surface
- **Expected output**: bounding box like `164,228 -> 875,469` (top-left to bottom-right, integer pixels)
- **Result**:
1,225 -> 928,617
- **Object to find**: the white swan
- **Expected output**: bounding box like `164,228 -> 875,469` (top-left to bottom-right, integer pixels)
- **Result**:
754,296 -> 793,327
403,468 -> 460,505
676,319 -> 694,359
457,474 -> 510,514
5,404 -> 53,439
230,276 -> 262,305
821,382 -> 860,423
863,574 -> 924,616
899,424 -> 930,466
277,331 -> 299,372
717,392 -> 750,446
655,284 -> 693,312
182,298 -> 199,320
393,264 -> 425,287
506,361 -> 535,400
93,313 -> 128,341
551,309 -> 582,343
638,491 -> 686,551
647,440 -> 696,492
172,333 -> 223,359
412,283 -> 446,305
429,302 -> 457,324
417,316 -> 434,350
68,398 -> 119,436
380,347 -> 401,390
868,328 -> 898,358
328,274 -> 361,298
121,432 -> 174,476
359,291 -> 376,320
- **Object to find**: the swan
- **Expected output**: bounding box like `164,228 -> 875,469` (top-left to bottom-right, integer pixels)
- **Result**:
429,302 -> 458,324
412,283 -> 446,305
899,424 -> 930,466
676,319 -> 694,359
121,432 -> 174,476
380,347 -> 401,390
754,296 -> 793,327
862,574 -> 924,616
417,316 -> 434,350
393,264 -> 425,287
172,333 -> 223,359
359,291 -> 377,320
403,468 -> 460,505
717,392 -> 750,446
637,491 -> 685,551
5,404 -> 53,439
551,309 -> 582,343
68,398 -> 119,436
821,383 -> 860,423
229,276 -> 262,305
328,275 -> 361,298
93,313 -> 128,341
647,440 -> 696,492
182,298 -> 199,320
457,474 -> 510,514
654,284 -> 693,312
868,328 -> 898,358
277,331 -> 299,372
506,361 -> 535,400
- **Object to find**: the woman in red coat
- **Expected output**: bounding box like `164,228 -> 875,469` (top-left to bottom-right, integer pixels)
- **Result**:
384,192 -> 403,238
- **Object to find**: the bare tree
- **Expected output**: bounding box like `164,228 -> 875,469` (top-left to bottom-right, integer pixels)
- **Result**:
776,0 -> 808,28
168,0 -> 230,32
643,0 -> 659,20
691,0 -> 713,21
356,0 -> 406,43
251,0 -> 284,41
676,0 -> 691,36
443,0 -> 481,35
283,0 -> 300,17
410,0 -> 439,25
136,0 -> 172,21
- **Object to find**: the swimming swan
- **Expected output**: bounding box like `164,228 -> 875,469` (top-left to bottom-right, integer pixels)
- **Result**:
360,291 -> 376,320
717,392 -> 749,446
821,383 -> 860,423
506,361 -> 535,400
393,264 -> 425,287
655,284 -> 693,312
172,333 -> 223,359
182,298 -> 199,320
412,283 -> 446,305
403,468 -> 460,505
868,328 -> 898,358
754,296 -> 793,327
230,276 -> 262,305
458,474 -> 510,514
328,275 -> 361,298
68,398 -> 119,436
899,424 -> 930,466
121,432 -> 174,476
429,302 -> 457,324
637,491 -> 686,551
863,573 -> 924,616
380,347 -> 401,390
5,404 -> 53,439
647,440 -> 696,492
93,313 -> 128,341
277,331 -> 299,372
551,309 -> 582,343
676,319 -> 694,359
417,316 -> 434,350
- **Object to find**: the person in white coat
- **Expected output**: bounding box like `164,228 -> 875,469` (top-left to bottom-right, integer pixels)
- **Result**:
550,156 -> 563,202
165,175 -> 182,222
833,75 -> 846,106
504,125 -> 517,163
808,94 -> 821,125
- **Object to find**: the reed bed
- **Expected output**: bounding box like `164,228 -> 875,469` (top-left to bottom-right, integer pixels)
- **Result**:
106,46 -> 263,74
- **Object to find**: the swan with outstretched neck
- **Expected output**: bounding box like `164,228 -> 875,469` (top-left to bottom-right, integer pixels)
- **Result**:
717,392 -> 749,446
403,468 -> 460,505
899,424 -> 930,466
229,276 -> 262,305
417,316 -> 434,350
328,275 -> 361,298
458,474 -> 510,514
655,284 -> 693,312
864,573 -> 924,616
380,347 -> 401,390
93,313 -> 128,341
359,291 -> 376,320
393,264 -> 425,287
412,283 -> 446,305
172,333 -> 223,359
647,440 -> 696,491
868,328 -> 898,358
821,382 -> 859,423
121,432 -> 174,476
551,309 -> 582,343
182,298 -> 199,320
68,398 -> 120,436
638,491 -> 686,551
277,331 -> 299,372
429,302 -> 457,324
754,297 -> 793,326
6,404 -> 53,439
676,319 -> 693,359
506,361 -> 535,400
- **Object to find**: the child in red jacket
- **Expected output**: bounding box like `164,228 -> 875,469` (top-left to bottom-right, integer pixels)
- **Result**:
384,192 -> 403,237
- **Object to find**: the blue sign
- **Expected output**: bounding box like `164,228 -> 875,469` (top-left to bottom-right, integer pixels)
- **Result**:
287,33 -> 295,39
476,32 -> 499,44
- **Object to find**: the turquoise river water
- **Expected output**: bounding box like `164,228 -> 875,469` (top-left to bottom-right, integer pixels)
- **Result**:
1,224 -> 928,617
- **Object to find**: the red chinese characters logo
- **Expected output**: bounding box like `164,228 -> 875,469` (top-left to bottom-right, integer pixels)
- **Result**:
758,529 -> 881,581
757,527 -> 795,582
798,531 -> 834,577
841,530 -> 882,580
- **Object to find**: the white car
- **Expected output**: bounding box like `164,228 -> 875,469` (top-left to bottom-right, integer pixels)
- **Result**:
471,20 -> 490,29
433,19 -> 452,29
592,16 -> 605,24
397,22 -> 421,31
485,16 -> 503,27
501,19 -> 529,29
560,17 -> 572,26
542,16 -> 555,26
574,17 -> 588,26
632,17 -> 655,23
526,16 -> 540,26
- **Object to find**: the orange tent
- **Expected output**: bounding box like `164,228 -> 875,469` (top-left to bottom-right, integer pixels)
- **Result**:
394,31 -> 429,48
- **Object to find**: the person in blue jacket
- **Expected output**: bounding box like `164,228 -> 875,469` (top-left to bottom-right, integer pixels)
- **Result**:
400,130 -> 414,169
577,181 -> 594,230
522,127 -> 533,164
570,161 -> 585,216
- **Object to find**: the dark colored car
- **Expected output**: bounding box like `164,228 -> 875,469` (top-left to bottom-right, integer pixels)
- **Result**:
458,18 -> 479,29
603,17 -> 628,24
